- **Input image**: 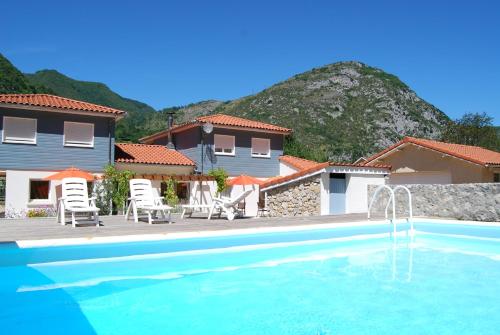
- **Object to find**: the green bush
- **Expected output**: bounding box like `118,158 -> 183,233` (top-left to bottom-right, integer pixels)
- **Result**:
208,168 -> 228,195
163,178 -> 179,206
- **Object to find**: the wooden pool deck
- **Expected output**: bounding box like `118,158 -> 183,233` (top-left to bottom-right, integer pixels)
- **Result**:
0,213 -> 373,242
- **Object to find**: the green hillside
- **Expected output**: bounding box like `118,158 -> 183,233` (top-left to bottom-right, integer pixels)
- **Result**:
26,70 -> 166,142
0,53 -> 52,94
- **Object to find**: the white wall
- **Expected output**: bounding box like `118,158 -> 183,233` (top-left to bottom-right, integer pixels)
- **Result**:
115,163 -> 193,175
229,184 -> 259,217
345,174 -> 386,213
5,170 -> 60,216
279,161 -> 299,176
189,181 -> 217,206
320,172 -> 330,215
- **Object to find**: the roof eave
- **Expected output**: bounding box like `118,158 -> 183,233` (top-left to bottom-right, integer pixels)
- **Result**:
0,102 -> 126,119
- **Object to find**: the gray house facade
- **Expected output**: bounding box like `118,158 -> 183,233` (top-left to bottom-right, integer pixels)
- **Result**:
0,94 -> 125,217
140,114 -> 291,178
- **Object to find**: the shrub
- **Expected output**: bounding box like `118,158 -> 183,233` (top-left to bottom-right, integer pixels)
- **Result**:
26,208 -> 49,218
163,178 -> 179,206
208,168 -> 228,195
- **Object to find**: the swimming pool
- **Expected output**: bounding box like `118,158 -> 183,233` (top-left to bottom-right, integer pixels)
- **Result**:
1,220 -> 499,334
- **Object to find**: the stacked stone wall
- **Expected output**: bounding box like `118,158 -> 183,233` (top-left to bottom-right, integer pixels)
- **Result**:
368,183 -> 500,222
267,176 -> 321,217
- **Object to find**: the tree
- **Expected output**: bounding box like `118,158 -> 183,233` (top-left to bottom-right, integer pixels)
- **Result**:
441,112 -> 500,151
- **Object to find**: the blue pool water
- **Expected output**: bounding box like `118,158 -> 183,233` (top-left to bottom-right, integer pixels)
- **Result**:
1,221 -> 499,334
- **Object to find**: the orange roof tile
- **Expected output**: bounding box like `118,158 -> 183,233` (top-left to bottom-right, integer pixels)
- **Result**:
115,143 -> 195,166
0,94 -> 126,116
364,136 -> 500,167
196,114 -> 291,133
140,113 -> 291,143
279,155 -> 323,170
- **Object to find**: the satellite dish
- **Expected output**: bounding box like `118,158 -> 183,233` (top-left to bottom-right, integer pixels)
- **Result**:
203,122 -> 213,134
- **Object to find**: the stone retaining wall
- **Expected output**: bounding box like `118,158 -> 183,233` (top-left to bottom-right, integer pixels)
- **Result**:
368,183 -> 500,222
266,175 -> 321,217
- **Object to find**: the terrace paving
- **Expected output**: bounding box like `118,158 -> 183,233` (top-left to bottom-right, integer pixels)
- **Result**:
0,213 -> 374,243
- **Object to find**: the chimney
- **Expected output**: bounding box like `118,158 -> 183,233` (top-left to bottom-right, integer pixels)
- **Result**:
166,111 -> 175,149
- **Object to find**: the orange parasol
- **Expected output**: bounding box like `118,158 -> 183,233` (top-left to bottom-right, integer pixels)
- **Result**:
44,167 -> 96,181
226,174 -> 263,186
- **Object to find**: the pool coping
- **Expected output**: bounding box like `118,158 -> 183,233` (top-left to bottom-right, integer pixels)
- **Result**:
15,217 -> 500,248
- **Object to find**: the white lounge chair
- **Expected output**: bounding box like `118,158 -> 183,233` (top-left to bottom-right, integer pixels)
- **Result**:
58,177 -> 99,227
208,189 -> 253,221
181,201 -> 213,219
125,179 -> 172,224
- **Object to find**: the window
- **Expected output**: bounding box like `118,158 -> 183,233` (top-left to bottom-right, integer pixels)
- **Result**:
214,134 -> 235,156
495,173 -> 500,183
251,138 -> 270,158
64,122 -> 94,147
2,116 -> 37,144
30,180 -> 50,200
160,182 -> 189,203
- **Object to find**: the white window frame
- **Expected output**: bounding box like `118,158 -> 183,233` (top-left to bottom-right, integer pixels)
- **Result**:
28,179 -> 51,202
2,116 -> 37,145
63,121 -> 94,148
251,137 -> 271,158
214,134 -> 235,156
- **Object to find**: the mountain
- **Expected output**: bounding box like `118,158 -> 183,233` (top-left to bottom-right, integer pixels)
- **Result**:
0,53 -> 52,94
176,62 -> 449,161
1,54 -> 450,161
26,70 -> 167,142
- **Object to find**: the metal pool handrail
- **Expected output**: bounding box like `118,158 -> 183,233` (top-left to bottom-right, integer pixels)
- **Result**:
368,185 -> 414,239
368,185 -> 396,238
386,185 -> 414,234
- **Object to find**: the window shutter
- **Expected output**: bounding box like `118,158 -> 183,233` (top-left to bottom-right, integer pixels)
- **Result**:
64,122 -> 94,146
252,138 -> 270,156
3,117 -> 37,143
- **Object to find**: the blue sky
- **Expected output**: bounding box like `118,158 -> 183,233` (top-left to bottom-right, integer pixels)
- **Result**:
2,0 -> 499,124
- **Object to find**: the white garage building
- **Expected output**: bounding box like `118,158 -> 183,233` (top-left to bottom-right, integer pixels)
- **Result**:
261,159 -> 390,216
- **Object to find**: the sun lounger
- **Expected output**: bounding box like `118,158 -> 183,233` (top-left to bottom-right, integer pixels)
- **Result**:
208,189 -> 253,221
125,179 -> 172,224
58,177 -> 99,227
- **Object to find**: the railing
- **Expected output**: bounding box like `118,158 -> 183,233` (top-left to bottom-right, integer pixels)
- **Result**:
368,184 -> 414,239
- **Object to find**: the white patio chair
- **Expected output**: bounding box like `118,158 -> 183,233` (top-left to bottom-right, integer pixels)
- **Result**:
125,179 -> 172,224
208,189 -> 253,221
58,177 -> 99,228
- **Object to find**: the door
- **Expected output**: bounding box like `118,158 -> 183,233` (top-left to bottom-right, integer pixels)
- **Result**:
329,174 -> 346,215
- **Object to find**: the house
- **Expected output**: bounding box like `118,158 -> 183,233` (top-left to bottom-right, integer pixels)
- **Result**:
362,136 -> 500,184
260,160 -> 390,216
114,142 -> 217,206
139,114 -> 292,178
0,94 -> 126,217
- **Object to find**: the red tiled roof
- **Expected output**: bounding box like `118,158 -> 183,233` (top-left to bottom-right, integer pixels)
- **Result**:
0,94 -> 126,116
115,143 -> 195,166
279,155 -> 323,170
196,114 -> 291,133
364,136 -> 500,167
260,162 -> 390,190
140,113 -> 291,143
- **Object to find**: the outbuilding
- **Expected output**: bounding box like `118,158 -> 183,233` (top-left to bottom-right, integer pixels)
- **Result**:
260,162 -> 390,217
